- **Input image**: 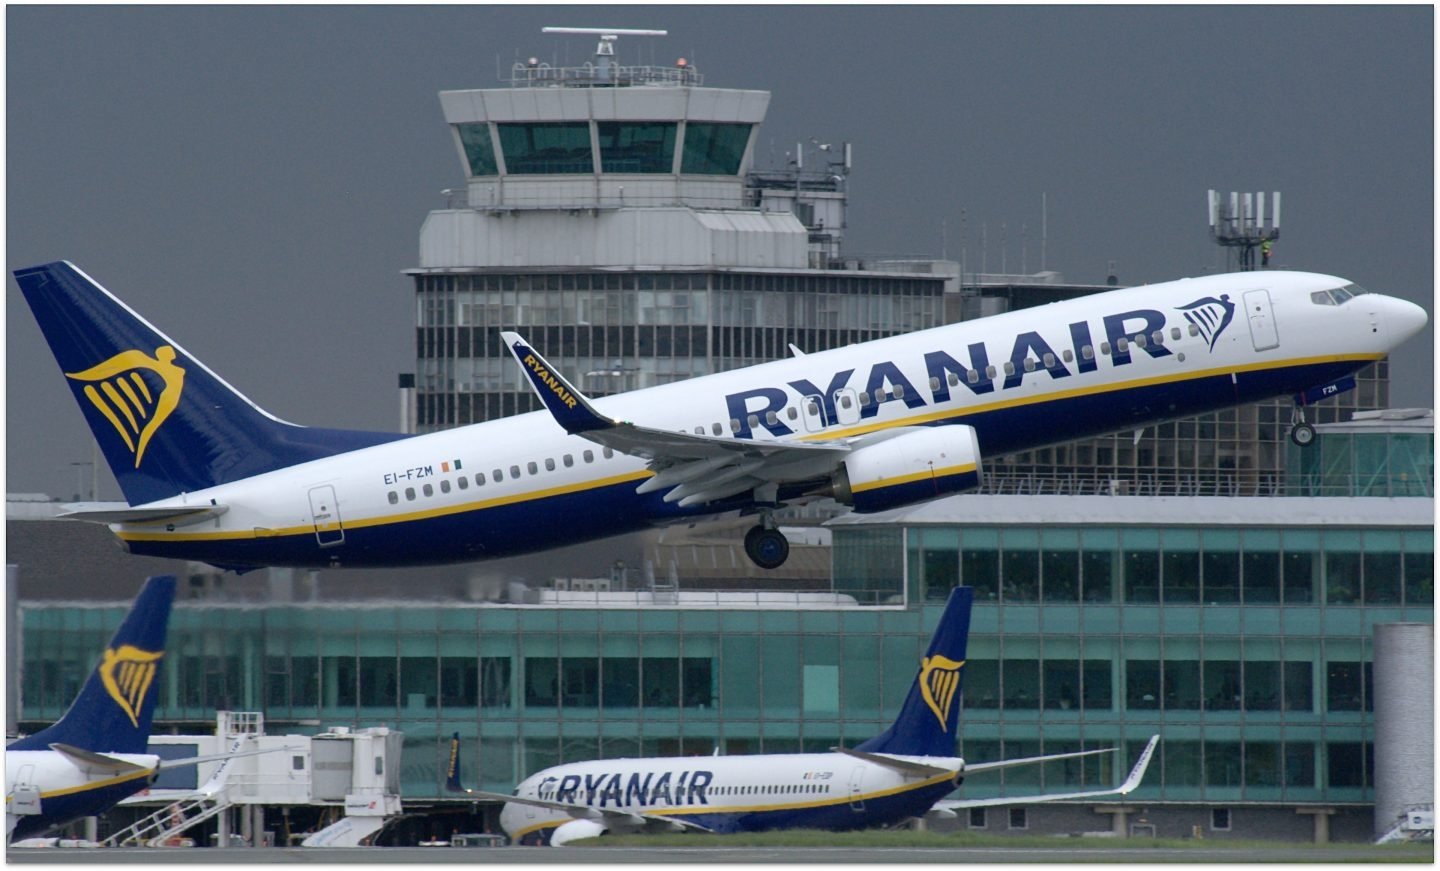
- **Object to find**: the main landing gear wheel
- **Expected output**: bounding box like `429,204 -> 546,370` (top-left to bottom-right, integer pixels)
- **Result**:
1289,422 -> 1316,448
744,525 -> 790,570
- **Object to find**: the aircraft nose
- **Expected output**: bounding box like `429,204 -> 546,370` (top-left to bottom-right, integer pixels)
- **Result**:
1384,295 -> 1429,345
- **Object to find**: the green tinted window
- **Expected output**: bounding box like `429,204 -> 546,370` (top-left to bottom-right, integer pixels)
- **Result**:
681,123 -> 751,174
597,122 -> 676,173
498,122 -> 593,174
456,124 -> 498,176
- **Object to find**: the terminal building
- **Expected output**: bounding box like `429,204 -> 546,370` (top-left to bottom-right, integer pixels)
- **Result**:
7,29 -> 1432,847
10,411 -> 1433,844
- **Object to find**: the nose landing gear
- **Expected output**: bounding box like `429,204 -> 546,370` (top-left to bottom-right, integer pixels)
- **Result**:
1289,406 -> 1316,448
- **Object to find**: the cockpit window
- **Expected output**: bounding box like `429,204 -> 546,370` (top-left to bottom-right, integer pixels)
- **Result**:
1311,284 -> 1369,306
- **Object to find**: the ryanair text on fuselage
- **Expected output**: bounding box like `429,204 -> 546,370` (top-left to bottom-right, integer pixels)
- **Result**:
726,305 -> 1182,439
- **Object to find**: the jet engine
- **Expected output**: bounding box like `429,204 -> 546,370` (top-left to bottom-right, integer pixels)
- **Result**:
550,818 -> 608,846
831,425 -> 984,513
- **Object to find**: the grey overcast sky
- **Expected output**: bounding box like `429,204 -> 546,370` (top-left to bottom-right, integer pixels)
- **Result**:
7,5 -> 1434,500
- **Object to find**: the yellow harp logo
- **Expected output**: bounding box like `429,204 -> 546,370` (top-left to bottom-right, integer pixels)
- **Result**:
100,644 -> 164,728
919,654 -> 965,731
66,346 -> 186,468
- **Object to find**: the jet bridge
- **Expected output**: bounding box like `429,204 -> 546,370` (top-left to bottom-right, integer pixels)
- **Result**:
111,711 -> 403,848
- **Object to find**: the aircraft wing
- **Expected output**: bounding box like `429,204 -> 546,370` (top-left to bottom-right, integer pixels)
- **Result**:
466,790 -> 712,833
501,331 -> 847,507
938,735 -> 1158,810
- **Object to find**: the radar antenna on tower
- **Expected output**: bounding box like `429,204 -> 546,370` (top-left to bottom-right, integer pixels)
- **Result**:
542,26 -> 668,83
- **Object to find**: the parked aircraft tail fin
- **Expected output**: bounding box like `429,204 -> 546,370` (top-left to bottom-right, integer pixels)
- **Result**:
445,732 -> 471,793
855,586 -> 973,757
8,575 -> 176,754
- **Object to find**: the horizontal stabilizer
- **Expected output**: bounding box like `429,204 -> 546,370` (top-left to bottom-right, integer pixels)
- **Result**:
941,735 -> 1159,809
60,503 -> 228,527
832,747 -> 956,778
963,745 -> 1115,775
49,744 -> 149,774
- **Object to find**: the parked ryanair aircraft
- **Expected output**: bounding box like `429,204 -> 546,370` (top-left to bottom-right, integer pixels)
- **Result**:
451,588 -> 1158,845
13,262 -> 1426,571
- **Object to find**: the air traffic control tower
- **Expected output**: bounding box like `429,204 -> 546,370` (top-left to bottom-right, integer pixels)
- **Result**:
408,27 -> 948,430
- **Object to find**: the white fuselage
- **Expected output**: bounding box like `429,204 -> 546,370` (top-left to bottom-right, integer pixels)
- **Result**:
108,271 -> 1422,568
500,751 -> 963,845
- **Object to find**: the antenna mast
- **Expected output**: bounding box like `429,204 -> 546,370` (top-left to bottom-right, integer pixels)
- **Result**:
1208,189 -> 1281,271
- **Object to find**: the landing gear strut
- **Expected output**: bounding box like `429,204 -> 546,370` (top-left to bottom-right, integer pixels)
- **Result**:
744,520 -> 790,570
1289,407 -> 1316,448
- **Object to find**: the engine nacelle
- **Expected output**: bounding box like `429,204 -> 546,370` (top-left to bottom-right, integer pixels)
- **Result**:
550,818 -> 608,846
832,425 -> 983,513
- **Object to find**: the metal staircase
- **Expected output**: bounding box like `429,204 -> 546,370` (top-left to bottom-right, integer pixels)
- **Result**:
104,713 -> 264,847
1376,805 -> 1434,844
103,792 -> 236,847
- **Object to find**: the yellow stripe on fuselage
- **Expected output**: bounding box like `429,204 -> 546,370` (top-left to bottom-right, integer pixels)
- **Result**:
798,351 -> 1382,443
116,351 -> 1376,545
115,470 -> 652,543
3,767 -> 154,803
508,769 -> 956,840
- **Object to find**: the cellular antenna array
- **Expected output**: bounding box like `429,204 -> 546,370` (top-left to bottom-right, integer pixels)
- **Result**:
1208,189 -> 1280,271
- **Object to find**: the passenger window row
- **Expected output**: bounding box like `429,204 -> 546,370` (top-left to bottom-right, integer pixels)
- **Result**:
386,447 -> 616,504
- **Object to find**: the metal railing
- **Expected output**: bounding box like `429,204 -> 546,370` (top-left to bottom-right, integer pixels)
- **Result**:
979,471 -> 1432,498
505,62 -> 702,89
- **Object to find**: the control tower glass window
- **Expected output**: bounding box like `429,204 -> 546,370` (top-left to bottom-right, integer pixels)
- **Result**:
498,122 -> 594,174
597,122 -> 677,173
456,124 -> 498,176
681,122 -> 751,175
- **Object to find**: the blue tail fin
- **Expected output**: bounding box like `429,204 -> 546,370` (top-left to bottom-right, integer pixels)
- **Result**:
10,576 -> 177,754
13,262 -> 406,505
445,732 -> 468,793
855,586 -> 973,757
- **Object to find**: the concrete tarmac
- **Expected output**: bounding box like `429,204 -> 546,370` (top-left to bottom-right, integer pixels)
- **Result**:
7,844 -> 1432,863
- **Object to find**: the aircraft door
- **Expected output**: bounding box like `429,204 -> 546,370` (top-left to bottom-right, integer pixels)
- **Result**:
308,485 -> 345,548
847,764 -> 866,812
11,765 -> 40,816
833,388 -> 861,426
801,394 -> 826,432
1242,289 -> 1280,351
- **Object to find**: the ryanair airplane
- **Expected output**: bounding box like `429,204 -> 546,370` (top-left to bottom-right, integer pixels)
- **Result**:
13,262 -> 1427,571
5,576 -> 179,842
453,588 -> 1158,845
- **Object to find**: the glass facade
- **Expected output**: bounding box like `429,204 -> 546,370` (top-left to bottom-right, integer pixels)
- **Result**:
455,123 -> 497,177
680,122 -> 751,175
496,122 -> 594,174
413,270 -> 946,428
597,122 -> 677,173
828,513 -> 1430,805
1286,419 -> 1434,497
19,508 -> 1429,807
453,120 -> 755,180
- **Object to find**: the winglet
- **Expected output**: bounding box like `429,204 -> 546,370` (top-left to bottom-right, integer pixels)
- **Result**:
500,331 -> 613,434
1116,734 -> 1160,795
